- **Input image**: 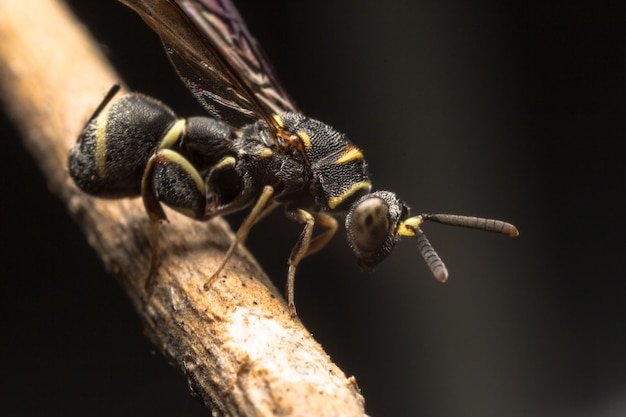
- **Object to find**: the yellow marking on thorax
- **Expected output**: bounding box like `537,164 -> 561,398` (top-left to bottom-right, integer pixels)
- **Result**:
276,127 -> 312,152
335,145 -> 364,164
272,114 -> 284,128
296,131 -> 312,149
327,181 -> 371,210
259,147 -> 273,157
159,118 -> 186,150
94,113 -> 109,178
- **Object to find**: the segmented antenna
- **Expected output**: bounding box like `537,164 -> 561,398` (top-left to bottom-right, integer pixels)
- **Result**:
422,214 -> 519,237
409,213 -> 518,282
415,227 -> 449,282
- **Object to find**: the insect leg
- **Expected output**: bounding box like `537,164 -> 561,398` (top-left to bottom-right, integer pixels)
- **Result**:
142,149 -> 207,292
141,152 -> 168,293
145,220 -> 161,293
285,209 -> 315,316
302,213 -> 338,257
204,185 -> 275,290
250,200 -> 281,227
83,84 -> 120,127
284,211 -> 337,316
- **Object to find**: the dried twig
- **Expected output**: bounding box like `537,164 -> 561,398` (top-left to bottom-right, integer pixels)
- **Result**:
0,0 -> 367,415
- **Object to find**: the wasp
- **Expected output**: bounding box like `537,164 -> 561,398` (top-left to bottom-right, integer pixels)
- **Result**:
69,0 -> 518,314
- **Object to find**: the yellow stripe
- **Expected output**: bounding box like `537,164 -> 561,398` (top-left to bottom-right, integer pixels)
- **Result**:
214,155 -> 236,170
259,147 -> 273,157
158,149 -> 205,194
335,145 -> 364,164
159,118 -> 186,150
272,114 -> 284,128
396,216 -> 424,236
297,130 -> 312,149
327,181 -> 371,209
94,113 -> 108,178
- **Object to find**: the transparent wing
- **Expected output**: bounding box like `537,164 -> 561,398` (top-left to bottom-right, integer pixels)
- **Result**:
119,0 -> 297,129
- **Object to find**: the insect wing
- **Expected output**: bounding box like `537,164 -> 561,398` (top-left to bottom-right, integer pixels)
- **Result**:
176,0 -> 297,115
119,0 -> 296,129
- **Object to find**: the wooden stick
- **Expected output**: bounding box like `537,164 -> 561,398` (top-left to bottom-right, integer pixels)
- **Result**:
0,1 -> 367,415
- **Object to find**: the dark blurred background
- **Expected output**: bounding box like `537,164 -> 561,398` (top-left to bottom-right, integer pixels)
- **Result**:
1,1 -> 624,416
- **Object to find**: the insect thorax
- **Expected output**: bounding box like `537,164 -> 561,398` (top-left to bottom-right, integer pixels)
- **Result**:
207,113 -> 372,216
272,113 -> 373,213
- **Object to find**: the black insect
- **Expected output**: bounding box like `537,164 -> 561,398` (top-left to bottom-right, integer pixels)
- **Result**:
69,0 -> 518,314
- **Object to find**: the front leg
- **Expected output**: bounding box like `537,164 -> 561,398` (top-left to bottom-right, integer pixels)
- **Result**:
204,185 -> 275,290
285,210 -> 338,316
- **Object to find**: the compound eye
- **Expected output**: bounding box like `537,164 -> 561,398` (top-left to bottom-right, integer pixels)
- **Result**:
348,197 -> 391,252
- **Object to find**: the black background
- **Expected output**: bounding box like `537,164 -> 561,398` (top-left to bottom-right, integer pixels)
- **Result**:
1,1 -> 624,416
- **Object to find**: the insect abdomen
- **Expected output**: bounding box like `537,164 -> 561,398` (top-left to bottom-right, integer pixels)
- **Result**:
69,94 -> 178,198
